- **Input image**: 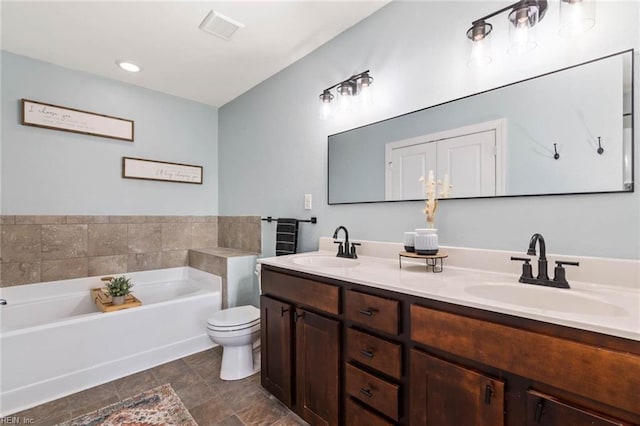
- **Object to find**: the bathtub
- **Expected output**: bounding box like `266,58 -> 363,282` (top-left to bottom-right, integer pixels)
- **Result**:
0,267 -> 221,416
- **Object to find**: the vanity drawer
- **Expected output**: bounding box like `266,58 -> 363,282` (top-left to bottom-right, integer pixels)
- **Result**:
345,363 -> 399,421
345,290 -> 399,335
261,269 -> 339,315
346,328 -> 402,379
346,397 -> 394,426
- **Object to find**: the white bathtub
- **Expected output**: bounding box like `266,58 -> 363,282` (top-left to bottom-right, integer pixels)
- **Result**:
0,267 -> 221,416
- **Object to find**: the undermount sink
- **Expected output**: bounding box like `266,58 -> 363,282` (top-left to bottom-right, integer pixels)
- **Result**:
465,284 -> 627,317
291,255 -> 360,268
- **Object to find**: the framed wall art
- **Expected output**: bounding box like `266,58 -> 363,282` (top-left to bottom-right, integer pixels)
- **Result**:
122,157 -> 203,184
22,99 -> 134,141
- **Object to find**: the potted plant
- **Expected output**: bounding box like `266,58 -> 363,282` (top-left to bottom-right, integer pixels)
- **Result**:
104,276 -> 133,305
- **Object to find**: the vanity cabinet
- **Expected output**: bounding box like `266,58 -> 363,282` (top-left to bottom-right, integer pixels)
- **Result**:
260,265 -> 640,426
525,390 -> 625,426
260,295 -> 293,406
295,309 -> 340,425
410,349 -> 505,426
260,269 -> 340,426
410,304 -> 640,425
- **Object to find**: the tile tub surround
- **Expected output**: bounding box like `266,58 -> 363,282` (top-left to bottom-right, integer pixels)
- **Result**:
1,215 -> 261,287
3,347 -> 308,426
218,216 -> 261,254
189,247 -> 259,309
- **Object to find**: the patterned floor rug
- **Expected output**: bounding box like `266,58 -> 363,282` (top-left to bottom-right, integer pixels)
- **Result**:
58,384 -> 197,426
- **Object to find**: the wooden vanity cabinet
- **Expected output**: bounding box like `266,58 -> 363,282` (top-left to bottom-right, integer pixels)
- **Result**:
525,390 -> 626,426
260,295 -> 293,406
410,349 -> 505,426
410,304 -> 640,425
296,309 -> 340,425
260,265 -> 640,426
260,269 -> 340,426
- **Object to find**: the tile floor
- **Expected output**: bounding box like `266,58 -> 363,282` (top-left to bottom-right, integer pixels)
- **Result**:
5,347 -> 307,426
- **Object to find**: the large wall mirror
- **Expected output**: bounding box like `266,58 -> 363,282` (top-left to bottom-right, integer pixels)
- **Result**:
328,50 -> 634,204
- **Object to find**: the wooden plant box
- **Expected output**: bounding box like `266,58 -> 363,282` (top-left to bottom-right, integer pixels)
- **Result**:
91,288 -> 141,313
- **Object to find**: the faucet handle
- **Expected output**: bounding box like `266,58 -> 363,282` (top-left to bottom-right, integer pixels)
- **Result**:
350,242 -> 361,258
556,260 -> 579,267
334,240 -> 345,256
553,260 -> 579,288
510,256 -> 533,281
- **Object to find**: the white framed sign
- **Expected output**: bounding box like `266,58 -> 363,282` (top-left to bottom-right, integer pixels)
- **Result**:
22,99 -> 134,141
122,157 -> 203,184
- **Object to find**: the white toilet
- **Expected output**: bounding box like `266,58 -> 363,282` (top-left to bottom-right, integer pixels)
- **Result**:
207,305 -> 261,380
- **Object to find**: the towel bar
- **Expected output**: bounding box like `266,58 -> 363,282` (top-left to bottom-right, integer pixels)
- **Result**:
262,216 -> 317,224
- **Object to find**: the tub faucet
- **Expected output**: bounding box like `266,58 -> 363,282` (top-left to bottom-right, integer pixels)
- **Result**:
0,299 -> 7,305
510,233 -> 579,289
333,226 -> 360,259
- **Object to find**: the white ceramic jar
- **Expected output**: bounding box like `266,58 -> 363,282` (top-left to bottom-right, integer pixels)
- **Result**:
403,232 -> 416,252
414,228 -> 438,255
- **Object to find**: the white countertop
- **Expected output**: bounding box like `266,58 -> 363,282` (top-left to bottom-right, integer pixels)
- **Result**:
259,250 -> 640,341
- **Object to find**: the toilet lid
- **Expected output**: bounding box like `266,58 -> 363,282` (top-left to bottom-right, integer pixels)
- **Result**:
207,305 -> 260,328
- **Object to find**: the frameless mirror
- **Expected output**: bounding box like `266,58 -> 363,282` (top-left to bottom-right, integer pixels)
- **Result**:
328,50 -> 634,204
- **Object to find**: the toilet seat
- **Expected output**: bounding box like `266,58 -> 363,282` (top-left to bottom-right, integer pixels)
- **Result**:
207,305 -> 260,332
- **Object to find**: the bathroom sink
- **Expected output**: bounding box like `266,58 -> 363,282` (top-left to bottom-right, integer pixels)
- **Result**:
465,284 -> 627,316
291,255 -> 360,268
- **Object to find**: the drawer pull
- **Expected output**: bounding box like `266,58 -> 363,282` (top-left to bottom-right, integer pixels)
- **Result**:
484,384 -> 492,405
359,309 -> 374,317
534,400 -> 545,423
360,349 -> 374,358
359,387 -> 373,398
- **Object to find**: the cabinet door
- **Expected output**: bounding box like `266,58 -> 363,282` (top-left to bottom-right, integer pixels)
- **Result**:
526,390 -> 624,426
296,309 -> 340,426
410,349 -> 504,426
260,295 -> 293,407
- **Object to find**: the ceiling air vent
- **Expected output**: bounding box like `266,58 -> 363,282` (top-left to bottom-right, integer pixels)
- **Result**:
199,10 -> 244,41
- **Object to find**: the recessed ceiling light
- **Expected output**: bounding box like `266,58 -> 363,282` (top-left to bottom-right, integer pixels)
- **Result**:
116,60 -> 141,73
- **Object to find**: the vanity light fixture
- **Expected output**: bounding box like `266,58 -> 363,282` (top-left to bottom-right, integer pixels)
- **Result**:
559,0 -> 596,38
116,60 -> 141,73
467,0 -> 596,65
319,70 -> 373,119
467,0 -> 548,64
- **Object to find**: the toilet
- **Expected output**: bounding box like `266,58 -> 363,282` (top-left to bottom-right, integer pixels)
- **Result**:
207,305 -> 261,380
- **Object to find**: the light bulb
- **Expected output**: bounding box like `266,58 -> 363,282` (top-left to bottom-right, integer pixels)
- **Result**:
319,90 -> 333,120
466,21 -> 493,68
559,0 -> 595,37
507,4 -> 539,55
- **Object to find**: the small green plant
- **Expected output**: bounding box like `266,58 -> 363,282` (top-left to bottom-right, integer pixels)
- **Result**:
105,276 -> 133,297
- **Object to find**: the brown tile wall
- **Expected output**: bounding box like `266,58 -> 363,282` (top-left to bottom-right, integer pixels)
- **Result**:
0,215 -> 262,287
0,216 -> 219,287
218,216 -> 261,253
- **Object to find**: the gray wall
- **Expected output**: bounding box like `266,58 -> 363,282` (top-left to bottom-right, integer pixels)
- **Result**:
1,51 -> 219,215
220,1 -> 640,259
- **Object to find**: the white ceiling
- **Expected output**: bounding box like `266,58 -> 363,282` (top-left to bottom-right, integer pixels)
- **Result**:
1,1 -> 389,107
